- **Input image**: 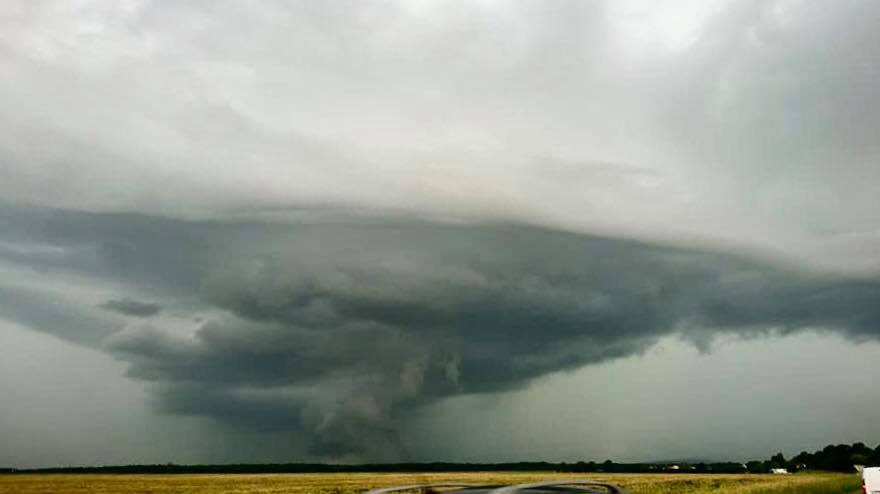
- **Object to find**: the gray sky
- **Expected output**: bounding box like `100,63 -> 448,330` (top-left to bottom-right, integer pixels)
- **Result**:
1,0 -> 879,467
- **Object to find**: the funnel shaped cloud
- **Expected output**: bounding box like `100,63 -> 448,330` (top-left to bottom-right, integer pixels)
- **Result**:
2,204 -> 878,460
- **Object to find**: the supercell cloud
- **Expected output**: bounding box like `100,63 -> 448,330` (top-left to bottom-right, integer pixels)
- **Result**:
1,0 -> 880,464
2,204 -> 879,459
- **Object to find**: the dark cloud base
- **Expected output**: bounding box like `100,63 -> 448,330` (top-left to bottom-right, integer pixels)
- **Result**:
1,204 -> 878,460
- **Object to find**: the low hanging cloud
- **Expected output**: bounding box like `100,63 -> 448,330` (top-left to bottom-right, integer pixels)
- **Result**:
2,203 -> 878,460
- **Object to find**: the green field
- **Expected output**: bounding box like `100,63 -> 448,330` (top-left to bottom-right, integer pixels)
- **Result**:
0,471 -> 861,494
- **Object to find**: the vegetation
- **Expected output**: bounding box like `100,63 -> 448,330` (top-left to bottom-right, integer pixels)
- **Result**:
0,442 -> 872,493
0,471 -> 860,494
5,441 -> 877,475
791,443 -> 880,472
0,461 -> 752,475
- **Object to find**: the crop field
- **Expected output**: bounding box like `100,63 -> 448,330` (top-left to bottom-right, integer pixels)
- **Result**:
0,471 -> 861,494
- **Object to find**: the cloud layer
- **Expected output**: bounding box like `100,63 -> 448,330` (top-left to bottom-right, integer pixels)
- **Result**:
1,0 -> 879,270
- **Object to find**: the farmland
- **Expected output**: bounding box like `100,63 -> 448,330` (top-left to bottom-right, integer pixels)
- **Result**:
0,471 -> 861,494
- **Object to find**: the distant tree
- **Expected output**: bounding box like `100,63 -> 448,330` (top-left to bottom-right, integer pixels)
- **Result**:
769,452 -> 787,469
791,451 -> 813,465
786,442 -> 880,472
746,461 -> 767,474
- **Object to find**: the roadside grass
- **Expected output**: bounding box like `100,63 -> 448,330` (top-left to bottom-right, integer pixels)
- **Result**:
748,473 -> 861,494
0,471 -> 861,494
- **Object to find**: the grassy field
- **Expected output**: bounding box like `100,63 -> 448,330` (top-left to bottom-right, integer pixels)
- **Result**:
0,471 -> 861,494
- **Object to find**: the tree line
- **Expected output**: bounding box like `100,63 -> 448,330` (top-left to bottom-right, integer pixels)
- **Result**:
3,442 -> 877,475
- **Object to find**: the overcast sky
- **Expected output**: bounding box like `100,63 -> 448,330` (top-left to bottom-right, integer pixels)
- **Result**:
1,0 -> 879,467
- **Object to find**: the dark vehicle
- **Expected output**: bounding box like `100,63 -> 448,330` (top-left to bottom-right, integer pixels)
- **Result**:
367,480 -> 627,494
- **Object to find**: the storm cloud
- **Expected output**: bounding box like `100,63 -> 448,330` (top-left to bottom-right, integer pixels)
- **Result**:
2,203 -> 878,459
2,0 -> 880,465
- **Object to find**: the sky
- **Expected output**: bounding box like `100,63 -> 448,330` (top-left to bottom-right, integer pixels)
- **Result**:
1,0 -> 879,467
